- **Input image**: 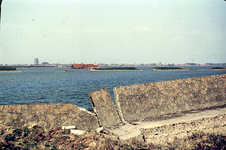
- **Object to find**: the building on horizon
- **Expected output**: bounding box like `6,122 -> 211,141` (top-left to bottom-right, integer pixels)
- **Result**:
34,58 -> 39,65
41,62 -> 49,65
71,64 -> 99,69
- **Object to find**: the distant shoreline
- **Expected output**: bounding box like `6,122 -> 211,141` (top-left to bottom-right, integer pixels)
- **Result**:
0,71 -> 23,73
153,69 -> 191,71
90,69 -> 143,72
210,67 -> 226,70
153,67 -> 196,71
90,67 -> 142,71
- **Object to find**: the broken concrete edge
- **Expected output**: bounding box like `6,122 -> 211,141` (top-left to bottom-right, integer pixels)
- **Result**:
88,88 -> 123,128
78,107 -> 96,115
113,87 -> 126,124
88,90 -> 102,126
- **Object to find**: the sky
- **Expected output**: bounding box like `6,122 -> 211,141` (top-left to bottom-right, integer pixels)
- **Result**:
0,0 -> 226,64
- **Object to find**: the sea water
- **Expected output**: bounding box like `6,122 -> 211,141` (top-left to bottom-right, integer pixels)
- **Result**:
0,66 -> 225,111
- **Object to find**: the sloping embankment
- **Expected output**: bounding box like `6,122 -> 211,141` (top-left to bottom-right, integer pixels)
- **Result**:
0,74 -> 226,146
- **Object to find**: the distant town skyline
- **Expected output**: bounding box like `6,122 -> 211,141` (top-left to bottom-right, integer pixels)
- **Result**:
1,58 -> 226,67
0,0 -> 226,64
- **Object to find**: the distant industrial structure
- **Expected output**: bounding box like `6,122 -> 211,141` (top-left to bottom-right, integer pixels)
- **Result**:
71,64 -> 99,69
34,58 -> 39,66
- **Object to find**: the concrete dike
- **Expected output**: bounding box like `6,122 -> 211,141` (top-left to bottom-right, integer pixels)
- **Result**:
0,103 -> 99,130
89,74 -> 226,142
0,74 -> 226,144
113,74 -> 226,123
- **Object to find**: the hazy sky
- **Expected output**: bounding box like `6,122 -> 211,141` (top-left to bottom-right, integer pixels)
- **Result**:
1,0 -> 226,64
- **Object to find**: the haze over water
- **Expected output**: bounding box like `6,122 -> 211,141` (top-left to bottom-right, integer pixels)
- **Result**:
0,66 -> 225,111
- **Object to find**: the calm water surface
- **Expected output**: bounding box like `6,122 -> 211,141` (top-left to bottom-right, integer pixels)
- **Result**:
0,66 -> 225,111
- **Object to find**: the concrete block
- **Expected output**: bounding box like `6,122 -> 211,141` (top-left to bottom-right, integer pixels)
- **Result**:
70,129 -> 86,135
89,88 -> 122,128
62,126 -> 76,130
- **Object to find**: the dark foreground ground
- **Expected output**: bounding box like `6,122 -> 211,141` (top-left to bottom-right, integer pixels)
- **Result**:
0,122 -> 226,150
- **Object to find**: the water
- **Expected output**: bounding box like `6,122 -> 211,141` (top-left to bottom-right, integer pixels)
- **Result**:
0,66 -> 225,111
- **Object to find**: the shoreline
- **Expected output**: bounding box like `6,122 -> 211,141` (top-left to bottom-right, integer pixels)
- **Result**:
210,69 -> 226,70
153,69 -> 193,71
152,67 -> 196,71
153,68 -> 196,71
0,71 -> 23,73
90,69 -> 143,72
210,67 -> 226,70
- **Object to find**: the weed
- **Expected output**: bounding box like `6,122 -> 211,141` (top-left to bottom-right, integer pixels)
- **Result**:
1,123 -> 226,150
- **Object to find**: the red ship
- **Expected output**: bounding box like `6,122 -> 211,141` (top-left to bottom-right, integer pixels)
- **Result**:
71,64 -> 99,69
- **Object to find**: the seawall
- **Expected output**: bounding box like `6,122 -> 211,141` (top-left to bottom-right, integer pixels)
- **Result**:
0,103 -> 99,130
113,74 -> 226,123
89,74 -> 226,128
0,74 -> 226,143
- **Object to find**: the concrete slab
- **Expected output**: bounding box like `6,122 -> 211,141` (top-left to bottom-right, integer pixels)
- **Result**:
89,88 -> 122,128
114,74 -> 226,123
108,107 -> 226,141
